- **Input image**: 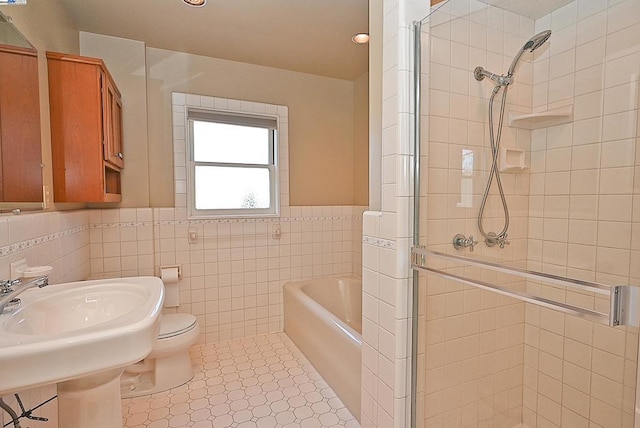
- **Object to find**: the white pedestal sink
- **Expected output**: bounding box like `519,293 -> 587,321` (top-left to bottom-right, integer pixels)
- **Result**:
0,277 -> 164,428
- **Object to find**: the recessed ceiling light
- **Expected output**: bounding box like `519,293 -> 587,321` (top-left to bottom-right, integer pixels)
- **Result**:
352,33 -> 369,44
182,0 -> 206,7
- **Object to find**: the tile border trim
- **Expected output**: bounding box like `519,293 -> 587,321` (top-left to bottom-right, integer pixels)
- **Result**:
0,224 -> 90,257
91,215 -> 364,229
363,235 -> 397,249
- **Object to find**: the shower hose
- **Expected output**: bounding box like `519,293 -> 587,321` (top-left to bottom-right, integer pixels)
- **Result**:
477,84 -> 510,248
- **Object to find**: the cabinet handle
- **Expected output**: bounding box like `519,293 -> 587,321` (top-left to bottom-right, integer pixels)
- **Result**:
116,152 -> 124,159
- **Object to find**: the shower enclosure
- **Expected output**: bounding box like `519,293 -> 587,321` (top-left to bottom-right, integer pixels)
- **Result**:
411,0 -> 640,426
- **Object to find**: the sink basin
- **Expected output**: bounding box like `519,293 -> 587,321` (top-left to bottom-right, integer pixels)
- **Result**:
0,276 -> 164,396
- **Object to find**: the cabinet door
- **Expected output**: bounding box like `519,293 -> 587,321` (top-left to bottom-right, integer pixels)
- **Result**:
0,47 -> 43,202
103,77 -> 124,169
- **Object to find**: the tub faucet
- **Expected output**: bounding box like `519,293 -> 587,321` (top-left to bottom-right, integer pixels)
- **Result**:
0,276 -> 49,314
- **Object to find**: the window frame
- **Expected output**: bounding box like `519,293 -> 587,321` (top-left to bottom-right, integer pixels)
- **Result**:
186,108 -> 280,219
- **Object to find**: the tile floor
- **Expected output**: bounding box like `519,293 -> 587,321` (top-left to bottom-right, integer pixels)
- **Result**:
122,333 -> 360,428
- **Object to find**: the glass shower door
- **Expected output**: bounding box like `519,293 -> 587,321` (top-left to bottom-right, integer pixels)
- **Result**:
412,0 -> 640,427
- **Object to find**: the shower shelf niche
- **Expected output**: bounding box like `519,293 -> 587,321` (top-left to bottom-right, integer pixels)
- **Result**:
508,105 -> 573,129
499,147 -> 527,172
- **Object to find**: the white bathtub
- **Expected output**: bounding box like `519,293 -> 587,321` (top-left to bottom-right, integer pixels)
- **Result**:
283,276 -> 362,420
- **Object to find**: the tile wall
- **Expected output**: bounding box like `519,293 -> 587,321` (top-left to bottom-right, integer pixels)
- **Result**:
523,1 -> 640,427
417,0 -> 640,427
359,0 -> 430,426
419,1 -> 534,426
0,210 -> 90,284
362,214 -> 413,428
89,205 -> 366,343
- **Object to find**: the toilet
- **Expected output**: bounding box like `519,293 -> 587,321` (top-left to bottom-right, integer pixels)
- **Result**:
120,312 -> 200,398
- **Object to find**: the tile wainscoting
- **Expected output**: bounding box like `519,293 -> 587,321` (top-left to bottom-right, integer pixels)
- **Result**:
89,206 -> 366,343
0,210 -> 90,284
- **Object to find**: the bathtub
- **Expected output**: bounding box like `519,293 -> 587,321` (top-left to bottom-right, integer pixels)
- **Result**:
283,276 -> 362,420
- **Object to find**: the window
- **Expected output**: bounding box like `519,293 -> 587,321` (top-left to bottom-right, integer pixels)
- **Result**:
187,109 -> 279,218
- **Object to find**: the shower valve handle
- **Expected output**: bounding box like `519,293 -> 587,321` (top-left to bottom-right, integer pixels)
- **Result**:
453,234 -> 478,252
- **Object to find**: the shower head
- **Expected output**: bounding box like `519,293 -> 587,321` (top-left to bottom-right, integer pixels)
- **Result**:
524,30 -> 552,52
474,30 -> 552,86
507,30 -> 552,76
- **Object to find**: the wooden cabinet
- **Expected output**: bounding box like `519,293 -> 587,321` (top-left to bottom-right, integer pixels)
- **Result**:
47,52 -> 123,203
0,45 -> 43,202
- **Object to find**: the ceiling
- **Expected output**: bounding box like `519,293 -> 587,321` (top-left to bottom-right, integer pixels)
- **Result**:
57,0 -> 369,81
477,0 -> 574,19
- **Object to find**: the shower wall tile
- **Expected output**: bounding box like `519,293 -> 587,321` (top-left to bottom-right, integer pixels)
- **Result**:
416,1 -> 638,427
388,0 -> 638,427
363,0 -> 424,423
524,0 -> 640,427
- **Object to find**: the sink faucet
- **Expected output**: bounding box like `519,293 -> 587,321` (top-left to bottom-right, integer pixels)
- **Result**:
0,276 -> 49,314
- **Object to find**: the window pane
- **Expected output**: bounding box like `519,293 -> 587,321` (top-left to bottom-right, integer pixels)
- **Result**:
193,121 -> 270,164
195,166 -> 271,210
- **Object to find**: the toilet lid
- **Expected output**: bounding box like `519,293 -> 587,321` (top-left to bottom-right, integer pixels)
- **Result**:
158,313 -> 198,339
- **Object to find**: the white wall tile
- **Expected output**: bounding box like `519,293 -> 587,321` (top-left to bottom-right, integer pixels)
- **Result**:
416,2 -> 640,428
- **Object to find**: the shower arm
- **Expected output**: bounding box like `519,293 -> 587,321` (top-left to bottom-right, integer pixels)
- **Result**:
473,66 -> 512,87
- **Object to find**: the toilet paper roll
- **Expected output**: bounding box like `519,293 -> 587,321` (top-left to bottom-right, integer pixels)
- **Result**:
161,267 -> 180,307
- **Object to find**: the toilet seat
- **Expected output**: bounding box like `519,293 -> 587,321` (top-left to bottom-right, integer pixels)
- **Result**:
158,313 -> 198,339
146,313 -> 200,359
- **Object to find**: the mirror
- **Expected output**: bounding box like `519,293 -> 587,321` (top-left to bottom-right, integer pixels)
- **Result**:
0,11 -> 43,208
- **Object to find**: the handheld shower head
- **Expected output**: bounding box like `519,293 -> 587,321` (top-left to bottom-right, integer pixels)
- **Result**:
474,30 -> 552,85
524,30 -> 552,52
507,30 -> 552,76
